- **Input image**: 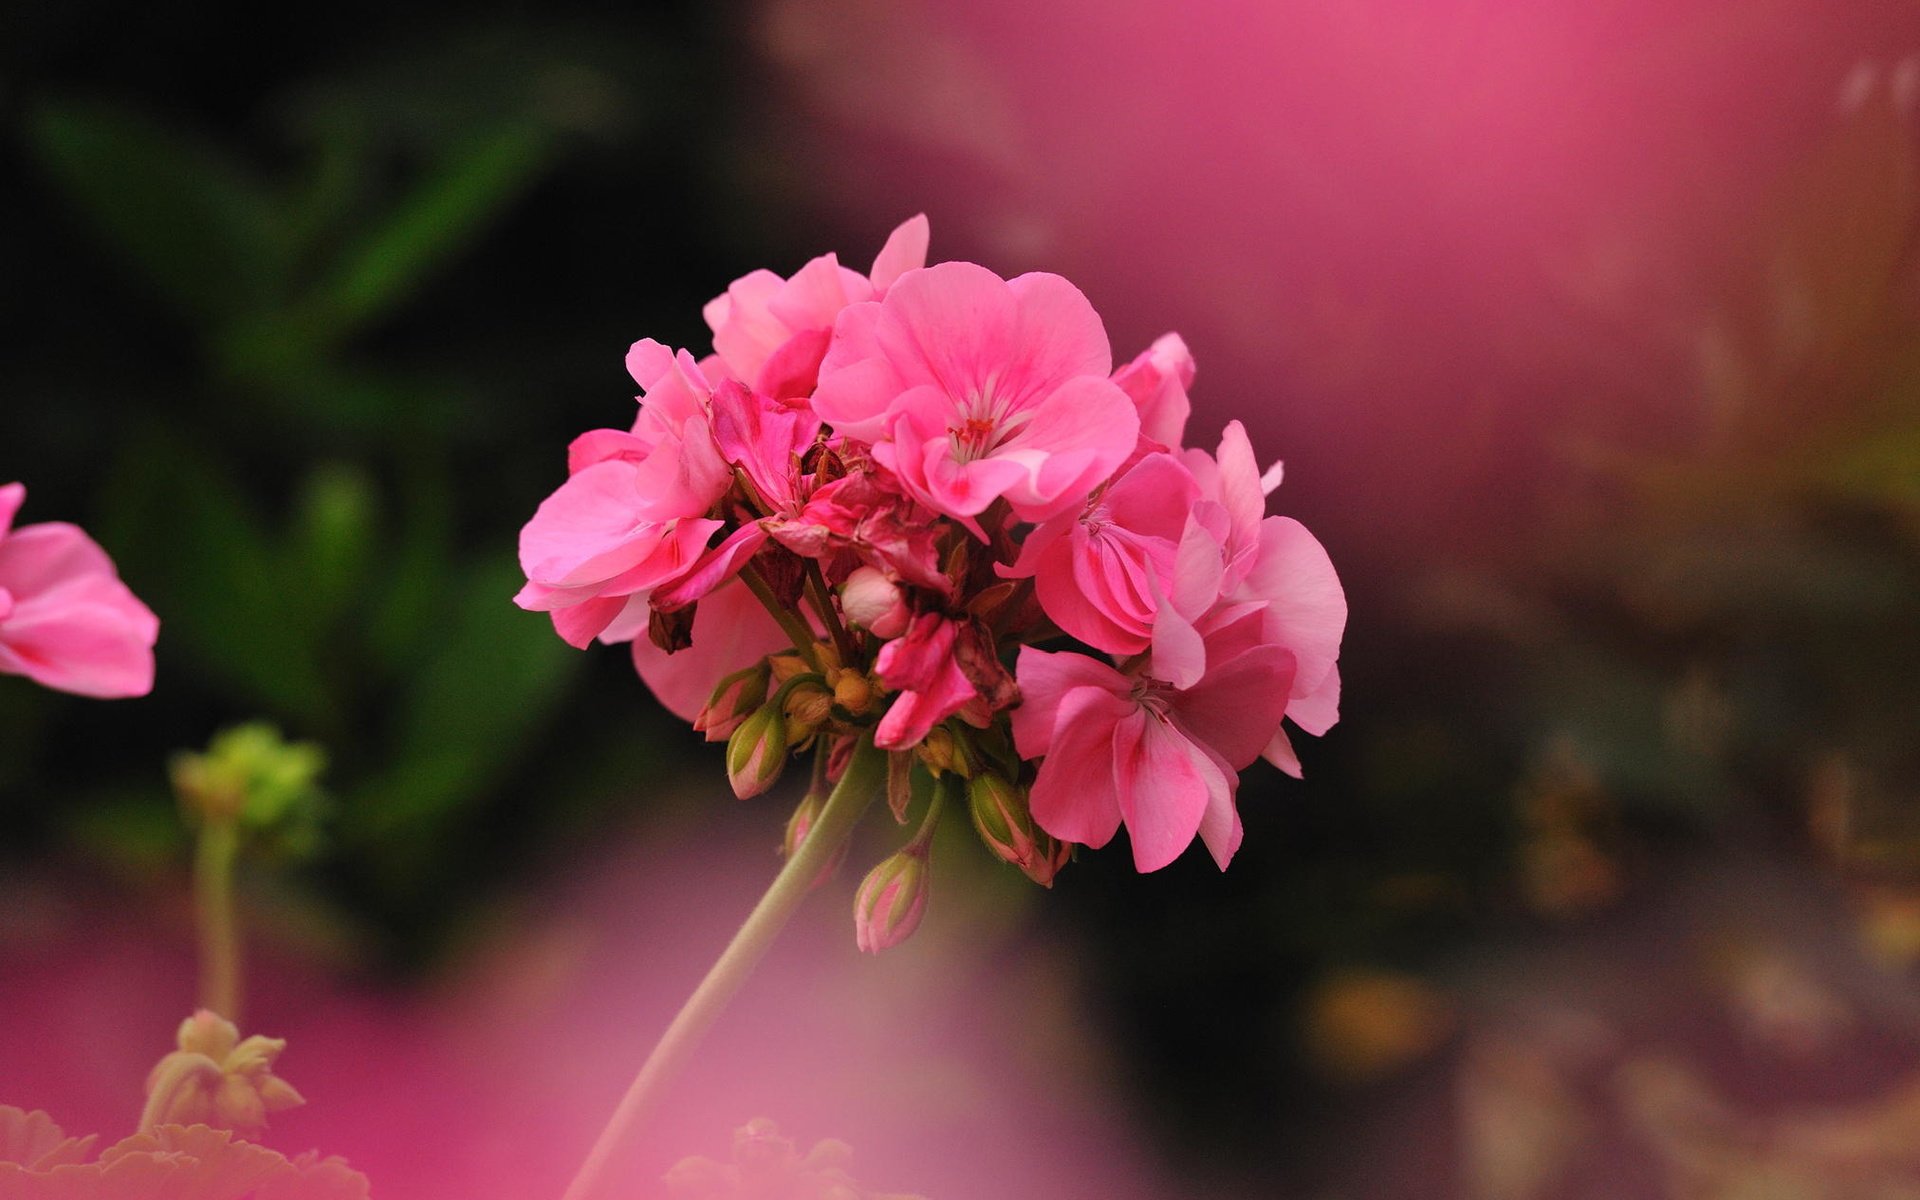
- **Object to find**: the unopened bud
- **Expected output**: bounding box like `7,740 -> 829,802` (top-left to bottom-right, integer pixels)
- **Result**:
840,567 -> 909,638
782,792 -> 849,889
854,844 -> 931,954
916,726 -> 958,776
726,703 -> 789,798
141,1010 -> 304,1135
782,680 -> 835,735
969,773 -> 1069,886
694,664 -> 770,743
828,667 -> 875,716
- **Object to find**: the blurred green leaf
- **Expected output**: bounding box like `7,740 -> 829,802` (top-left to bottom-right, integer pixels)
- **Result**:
95,433 -> 336,725
306,119 -> 551,342
26,101 -> 287,324
345,557 -> 575,853
288,462 -> 378,628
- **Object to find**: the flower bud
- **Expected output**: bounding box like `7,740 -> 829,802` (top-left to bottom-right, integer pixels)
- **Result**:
726,703 -> 789,799
854,844 -> 931,954
969,772 -> 1069,886
840,567 -> 909,638
781,791 -> 848,889
828,667 -> 875,716
915,726 -> 958,776
694,664 -> 770,743
782,680 -> 835,736
142,1010 -> 305,1135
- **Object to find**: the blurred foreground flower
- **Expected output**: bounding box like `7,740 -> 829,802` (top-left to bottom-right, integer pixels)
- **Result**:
142,1010 -> 305,1136
665,1119 -> 925,1200
0,1107 -> 365,1200
0,482 -> 157,698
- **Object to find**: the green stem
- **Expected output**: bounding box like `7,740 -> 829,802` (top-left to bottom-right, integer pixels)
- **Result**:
741,565 -> 823,673
559,738 -> 888,1200
195,819 -> 242,1023
802,560 -> 859,665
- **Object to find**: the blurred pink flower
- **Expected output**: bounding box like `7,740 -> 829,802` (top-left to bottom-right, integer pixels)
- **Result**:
812,262 -> 1139,533
0,1110 -> 367,1200
0,482 -> 157,699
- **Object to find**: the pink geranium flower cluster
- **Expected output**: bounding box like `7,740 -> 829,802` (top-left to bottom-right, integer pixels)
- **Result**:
516,217 -> 1344,913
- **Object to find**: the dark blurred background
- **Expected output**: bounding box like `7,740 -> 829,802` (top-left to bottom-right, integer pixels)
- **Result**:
6,2 -> 1920,1196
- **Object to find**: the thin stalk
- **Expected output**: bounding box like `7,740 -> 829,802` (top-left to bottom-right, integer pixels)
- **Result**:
741,564 -> 824,673
802,560 -> 859,665
560,738 -> 888,1200
194,819 -> 242,1022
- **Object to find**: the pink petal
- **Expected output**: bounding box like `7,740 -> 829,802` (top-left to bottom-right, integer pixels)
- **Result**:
1010,646 -> 1127,758
517,461 -> 665,588
1007,271 -> 1114,387
767,253 -> 870,332
1114,712 -> 1210,873
1028,684 -> 1133,849
1286,661 -> 1342,736
707,269 -> 789,385
996,375 -> 1138,521
1173,643 -> 1297,769
1186,735 -> 1244,870
1263,724 -> 1303,779
1241,516 -> 1346,698
0,598 -> 156,698
872,261 -> 1020,400
651,523 -> 770,610
1148,576 -> 1206,690
547,594 -> 628,649
869,214 -> 930,292
1112,333 -> 1195,450
1102,453 -> 1199,538
0,524 -> 118,602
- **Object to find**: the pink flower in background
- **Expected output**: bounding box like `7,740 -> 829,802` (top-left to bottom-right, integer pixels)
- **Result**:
705,214 -> 930,400
1012,637 -> 1296,872
0,483 -> 157,699
812,262 -> 1140,533
0,1109 -> 368,1200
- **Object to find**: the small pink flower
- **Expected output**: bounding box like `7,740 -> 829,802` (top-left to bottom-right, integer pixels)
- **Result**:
1000,453 -> 1199,656
1012,637 -> 1296,872
1112,332 -> 1195,457
812,262 -> 1140,534
0,483 -> 158,699
872,613 -> 978,750
768,470 -> 949,596
704,215 -> 930,400
514,344 -> 732,647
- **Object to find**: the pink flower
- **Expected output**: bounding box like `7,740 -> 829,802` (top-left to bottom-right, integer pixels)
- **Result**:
811,262 -> 1140,534
704,215 -> 930,400
872,613 -> 980,750
0,483 -> 158,699
1112,332 -> 1195,457
1011,638 -> 1296,872
1182,422 -> 1347,765
514,344 -> 732,647
1000,453 -> 1199,656
767,470 -> 949,596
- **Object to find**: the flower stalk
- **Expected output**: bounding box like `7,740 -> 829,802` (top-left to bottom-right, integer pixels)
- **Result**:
194,819 -> 243,1023
560,737 -> 889,1200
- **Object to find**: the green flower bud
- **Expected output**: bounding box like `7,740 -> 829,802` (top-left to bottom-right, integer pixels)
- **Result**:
969,772 -> 1069,887
726,702 -> 789,799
